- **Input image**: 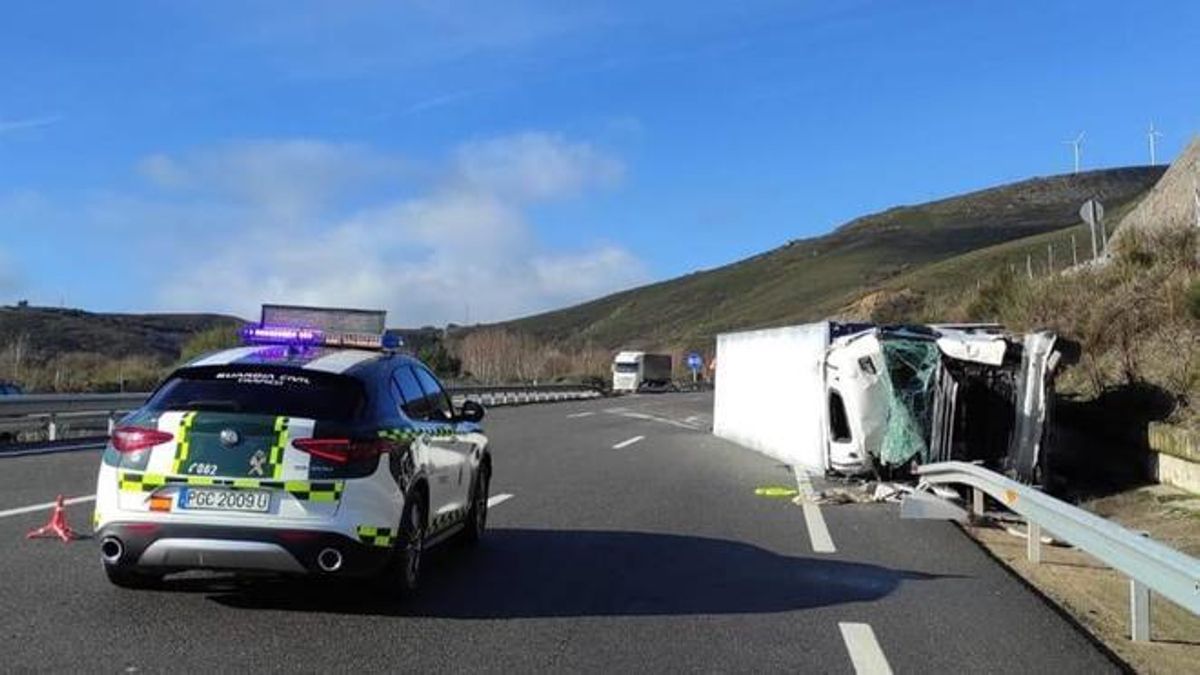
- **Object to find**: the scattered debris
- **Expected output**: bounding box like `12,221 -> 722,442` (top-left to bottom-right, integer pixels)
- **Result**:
900,491 -> 969,522
809,480 -> 915,505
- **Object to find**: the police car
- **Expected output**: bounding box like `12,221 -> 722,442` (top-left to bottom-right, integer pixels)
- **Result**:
93,305 -> 491,594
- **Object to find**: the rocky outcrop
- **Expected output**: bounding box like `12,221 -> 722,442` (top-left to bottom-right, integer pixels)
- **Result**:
1117,136 -> 1200,237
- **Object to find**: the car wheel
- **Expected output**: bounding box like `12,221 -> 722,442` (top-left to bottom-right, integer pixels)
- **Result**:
380,492 -> 426,596
462,467 -> 490,545
103,563 -> 163,590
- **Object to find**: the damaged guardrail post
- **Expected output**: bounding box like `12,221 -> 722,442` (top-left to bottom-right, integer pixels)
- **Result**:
972,487 -> 984,518
1130,579 -> 1151,642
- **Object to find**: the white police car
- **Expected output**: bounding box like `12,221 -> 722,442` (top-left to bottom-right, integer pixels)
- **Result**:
93,305 -> 491,594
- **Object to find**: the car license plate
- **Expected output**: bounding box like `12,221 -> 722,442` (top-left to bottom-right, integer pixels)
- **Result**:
179,488 -> 270,513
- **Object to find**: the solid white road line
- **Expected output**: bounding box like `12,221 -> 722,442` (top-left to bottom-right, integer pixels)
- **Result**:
566,412 -> 596,418
0,494 -> 96,519
612,435 -> 645,449
839,623 -> 893,675
793,468 -> 836,553
487,493 -> 514,508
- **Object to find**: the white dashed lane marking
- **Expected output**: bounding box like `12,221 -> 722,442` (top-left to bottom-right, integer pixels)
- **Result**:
566,412 -> 596,418
487,493 -> 514,508
612,435 -> 645,450
839,623 -> 893,675
793,468 -> 836,553
0,494 -> 96,519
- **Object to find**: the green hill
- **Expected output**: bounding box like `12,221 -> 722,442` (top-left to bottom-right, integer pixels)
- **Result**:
0,305 -> 244,363
491,166 -> 1164,351
0,305 -> 244,391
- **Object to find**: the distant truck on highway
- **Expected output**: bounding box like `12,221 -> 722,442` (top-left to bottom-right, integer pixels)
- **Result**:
612,351 -> 673,393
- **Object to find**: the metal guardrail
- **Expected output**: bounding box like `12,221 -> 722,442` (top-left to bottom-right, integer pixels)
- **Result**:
449,383 -> 604,407
0,393 -> 147,440
917,461 -> 1200,642
0,384 -> 605,443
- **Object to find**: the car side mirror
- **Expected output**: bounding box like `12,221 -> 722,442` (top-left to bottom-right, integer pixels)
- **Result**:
459,400 -> 485,423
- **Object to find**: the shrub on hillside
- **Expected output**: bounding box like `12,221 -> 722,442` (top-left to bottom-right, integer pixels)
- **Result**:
955,223 -> 1200,425
179,325 -> 242,363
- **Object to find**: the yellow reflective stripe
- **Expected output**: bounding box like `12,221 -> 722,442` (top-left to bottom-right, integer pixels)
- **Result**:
118,471 -> 167,492
356,525 -> 395,547
269,416 -> 289,479
119,471 -> 343,502
172,411 -> 198,474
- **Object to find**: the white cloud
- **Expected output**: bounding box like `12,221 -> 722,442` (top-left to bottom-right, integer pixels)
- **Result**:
153,132 -> 646,325
137,140 -> 408,224
0,114 -> 62,135
453,132 -> 623,201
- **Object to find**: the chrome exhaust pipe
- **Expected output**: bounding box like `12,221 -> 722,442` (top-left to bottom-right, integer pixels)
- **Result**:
316,547 -> 343,573
101,536 -> 124,564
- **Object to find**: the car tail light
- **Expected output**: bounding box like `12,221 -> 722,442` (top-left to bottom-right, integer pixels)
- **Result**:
292,438 -> 387,464
111,426 -> 174,453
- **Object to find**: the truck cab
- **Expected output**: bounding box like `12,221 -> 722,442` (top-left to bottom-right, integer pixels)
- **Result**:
612,351 -> 643,393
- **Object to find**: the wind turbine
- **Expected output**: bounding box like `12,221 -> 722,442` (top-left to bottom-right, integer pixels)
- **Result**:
1063,132 -> 1085,174
1147,123 -> 1163,165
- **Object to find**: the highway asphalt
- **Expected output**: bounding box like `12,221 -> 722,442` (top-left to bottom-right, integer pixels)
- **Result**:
0,392 -> 1119,672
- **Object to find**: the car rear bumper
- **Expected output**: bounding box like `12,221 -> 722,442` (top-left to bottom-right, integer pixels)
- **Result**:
98,522 -> 393,577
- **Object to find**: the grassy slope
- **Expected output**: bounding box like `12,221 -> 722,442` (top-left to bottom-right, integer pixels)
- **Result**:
497,166 -> 1164,350
869,195 -> 1149,320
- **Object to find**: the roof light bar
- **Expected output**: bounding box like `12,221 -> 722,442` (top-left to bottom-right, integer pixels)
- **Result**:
239,305 -> 403,351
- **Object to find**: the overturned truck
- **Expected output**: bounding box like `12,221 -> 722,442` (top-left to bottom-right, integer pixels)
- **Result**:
713,322 -> 1070,484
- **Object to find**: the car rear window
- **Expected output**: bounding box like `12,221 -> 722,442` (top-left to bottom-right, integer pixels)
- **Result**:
145,366 -> 365,421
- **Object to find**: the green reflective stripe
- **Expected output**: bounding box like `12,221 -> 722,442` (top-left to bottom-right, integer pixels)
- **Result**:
116,471 -> 343,501
377,426 -> 455,441
269,416 -> 289,479
356,525 -> 395,547
172,411 -> 198,474
118,471 -> 167,492
429,507 -> 468,533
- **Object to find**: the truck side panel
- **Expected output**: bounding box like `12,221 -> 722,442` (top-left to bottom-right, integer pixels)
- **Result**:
712,323 -> 830,473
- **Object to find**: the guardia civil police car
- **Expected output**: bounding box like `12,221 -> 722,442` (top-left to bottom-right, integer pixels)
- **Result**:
93,305 -> 491,594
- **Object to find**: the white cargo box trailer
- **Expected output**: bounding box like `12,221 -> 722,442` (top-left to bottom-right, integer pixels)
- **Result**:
712,323 -> 835,473
713,320 -> 1064,484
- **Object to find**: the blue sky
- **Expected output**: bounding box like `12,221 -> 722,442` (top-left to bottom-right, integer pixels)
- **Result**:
1,1 -> 1197,325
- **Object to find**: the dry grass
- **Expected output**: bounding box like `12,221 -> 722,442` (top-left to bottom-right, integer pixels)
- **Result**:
937,224 -> 1200,427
